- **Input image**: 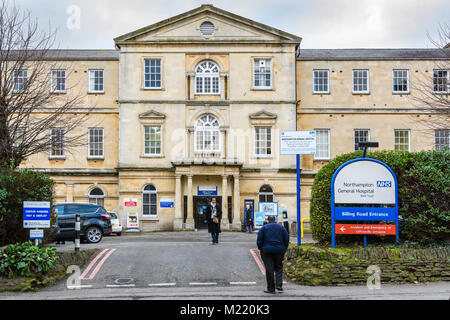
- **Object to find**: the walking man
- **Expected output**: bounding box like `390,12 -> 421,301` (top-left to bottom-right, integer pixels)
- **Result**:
205,197 -> 222,244
244,204 -> 253,233
256,215 -> 289,293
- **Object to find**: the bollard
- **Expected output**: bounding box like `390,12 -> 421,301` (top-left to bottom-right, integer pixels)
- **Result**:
75,214 -> 80,251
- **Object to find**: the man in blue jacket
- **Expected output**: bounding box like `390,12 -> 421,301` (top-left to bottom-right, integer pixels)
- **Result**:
257,215 -> 290,294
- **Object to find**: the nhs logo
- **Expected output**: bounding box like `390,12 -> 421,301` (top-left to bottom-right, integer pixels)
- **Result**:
377,181 -> 392,188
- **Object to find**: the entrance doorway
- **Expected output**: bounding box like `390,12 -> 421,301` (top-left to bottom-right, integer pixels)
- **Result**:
193,196 -> 222,229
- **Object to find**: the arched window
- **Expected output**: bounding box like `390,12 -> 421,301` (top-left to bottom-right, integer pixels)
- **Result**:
89,187 -> 104,207
259,184 -> 274,202
195,114 -> 220,152
142,184 -> 157,216
195,60 -> 220,94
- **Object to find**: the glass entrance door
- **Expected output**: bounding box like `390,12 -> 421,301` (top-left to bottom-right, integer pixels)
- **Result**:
193,196 -> 222,229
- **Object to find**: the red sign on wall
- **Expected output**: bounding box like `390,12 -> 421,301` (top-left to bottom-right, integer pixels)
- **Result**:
335,224 -> 396,235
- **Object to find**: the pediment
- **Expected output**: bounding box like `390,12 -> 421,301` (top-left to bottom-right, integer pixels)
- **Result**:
249,110 -> 278,119
115,5 -> 301,45
139,110 -> 166,119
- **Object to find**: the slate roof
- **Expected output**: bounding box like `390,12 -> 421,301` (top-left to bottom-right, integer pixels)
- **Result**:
296,48 -> 450,60
2,49 -> 120,61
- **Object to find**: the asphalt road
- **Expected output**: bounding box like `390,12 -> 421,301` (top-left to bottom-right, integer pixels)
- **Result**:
0,231 -> 449,300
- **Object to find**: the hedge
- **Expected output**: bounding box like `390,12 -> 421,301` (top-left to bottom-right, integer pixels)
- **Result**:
310,149 -> 450,245
0,165 -> 55,246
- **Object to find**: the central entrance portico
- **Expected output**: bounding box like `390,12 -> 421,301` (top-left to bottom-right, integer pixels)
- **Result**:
172,161 -> 242,231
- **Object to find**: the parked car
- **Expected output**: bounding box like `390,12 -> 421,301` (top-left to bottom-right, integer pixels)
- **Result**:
108,212 -> 122,236
51,203 -> 112,244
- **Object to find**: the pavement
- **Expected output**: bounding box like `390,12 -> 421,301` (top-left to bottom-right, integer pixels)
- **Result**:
0,231 -> 448,300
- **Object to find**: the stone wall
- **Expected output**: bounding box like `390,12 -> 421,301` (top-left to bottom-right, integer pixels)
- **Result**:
283,245 -> 450,286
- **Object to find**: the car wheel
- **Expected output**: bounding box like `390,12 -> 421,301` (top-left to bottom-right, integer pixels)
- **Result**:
86,226 -> 103,243
116,232 -> 122,236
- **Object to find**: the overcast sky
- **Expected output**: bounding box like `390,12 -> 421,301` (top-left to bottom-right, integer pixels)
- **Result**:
14,0 -> 450,49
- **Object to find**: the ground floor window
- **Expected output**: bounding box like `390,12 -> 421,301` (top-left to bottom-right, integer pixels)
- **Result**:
143,184 -> 157,216
259,184 -> 274,202
354,129 -> 370,151
89,187 -> 104,207
394,129 -> 410,152
435,129 -> 449,150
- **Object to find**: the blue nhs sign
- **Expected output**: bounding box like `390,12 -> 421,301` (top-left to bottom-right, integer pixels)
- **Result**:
377,181 -> 392,188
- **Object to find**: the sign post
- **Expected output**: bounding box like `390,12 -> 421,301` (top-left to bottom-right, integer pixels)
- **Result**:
280,131 -> 316,245
23,201 -> 50,246
124,198 -> 140,232
331,158 -> 399,248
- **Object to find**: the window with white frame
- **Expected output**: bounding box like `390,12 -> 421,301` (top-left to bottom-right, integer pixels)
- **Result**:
255,126 -> 272,157
13,127 -> 26,149
354,129 -> 370,151
393,69 -> 409,93
194,114 -> 220,152
144,126 -> 161,156
254,59 -> 272,89
144,59 -> 161,89
195,60 -> 220,94
433,70 -> 449,93
88,128 -> 104,158
313,70 -> 329,93
435,129 -> 449,150
353,69 -> 369,93
50,128 -> 65,158
88,187 -> 104,207
13,69 -> 27,93
394,129 -> 410,152
89,69 -> 104,93
142,184 -> 157,216
315,129 -> 330,159
51,70 -> 66,92
259,184 -> 274,202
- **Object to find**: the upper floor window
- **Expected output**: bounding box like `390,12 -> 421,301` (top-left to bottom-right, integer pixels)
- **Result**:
195,60 -> 220,95
88,128 -> 104,159
393,69 -> 409,93
394,129 -> 410,152
354,129 -> 370,151
433,70 -> 449,93
13,69 -> 27,93
254,59 -> 272,89
194,114 -> 220,152
313,70 -> 329,94
144,126 -> 161,156
89,69 -> 104,93
435,129 -> 449,150
51,69 -> 66,93
352,69 -> 369,94
50,128 -> 65,158
144,59 -> 161,89
314,129 -> 330,160
255,126 -> 272,157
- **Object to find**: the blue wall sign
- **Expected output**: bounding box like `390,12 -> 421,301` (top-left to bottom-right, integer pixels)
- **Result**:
198,186 -> 218,196
160,198 -> 174,208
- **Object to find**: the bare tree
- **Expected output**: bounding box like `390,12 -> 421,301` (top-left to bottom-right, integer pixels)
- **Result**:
0,0 -> 90,168
410,23 -> 450,142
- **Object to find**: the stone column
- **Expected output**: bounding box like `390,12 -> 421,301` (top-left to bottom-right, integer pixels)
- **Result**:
185,174 -> 195,230
232,174 -> 241,230
66,184 -> 74,202
173,174 -> 184,230
221,175 -> 229,230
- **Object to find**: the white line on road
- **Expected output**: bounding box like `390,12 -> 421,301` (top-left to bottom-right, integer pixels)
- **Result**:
229,282 -> 257,285
148,283 -> 177,287
106,284 -> 136,288
67,285 -> 93,290
189,282 -> 217,286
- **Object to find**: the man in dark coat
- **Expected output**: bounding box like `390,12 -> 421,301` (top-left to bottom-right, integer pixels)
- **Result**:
244,204 -> 253,233
205,197 -> 222,244
257,215 -> 289,293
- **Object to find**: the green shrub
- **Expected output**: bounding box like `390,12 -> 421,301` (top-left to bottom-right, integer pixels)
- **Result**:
0,241 -> 57,278
310,149 -> 449,245
0,165 -> 55,246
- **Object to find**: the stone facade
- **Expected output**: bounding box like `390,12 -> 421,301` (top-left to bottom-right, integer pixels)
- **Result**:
18,5 -> 450,232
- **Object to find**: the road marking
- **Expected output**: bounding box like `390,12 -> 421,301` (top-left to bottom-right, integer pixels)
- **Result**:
148,283 -> 177,287
250,249 -> 266,275
189,282 -> 217,286
67,285 -> 93,290
106,284 -> 135,288
86,248 -> 117,280
79,248 -> 110,280
230,281 -> 257,285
